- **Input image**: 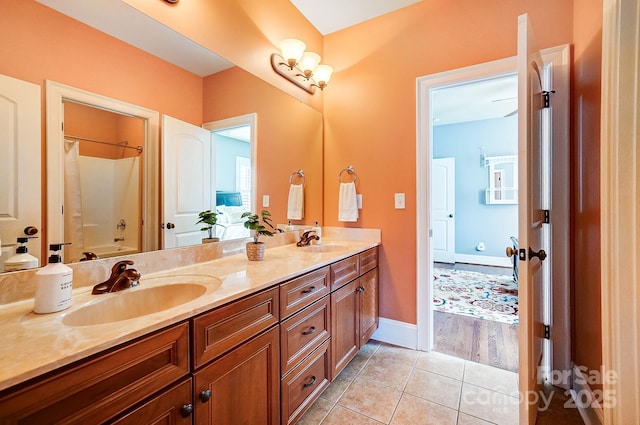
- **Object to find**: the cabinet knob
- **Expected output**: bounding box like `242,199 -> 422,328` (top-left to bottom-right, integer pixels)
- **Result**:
302,326 -> 316,336
356,286 -> 365,293
200,389 -> 212,403
301,286 -> 316,294
180,404 -> 193,418
303,375 -> 317,388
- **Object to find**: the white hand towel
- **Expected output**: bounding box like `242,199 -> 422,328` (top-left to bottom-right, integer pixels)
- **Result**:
287,184 -> 304,220
338,182 -> 359,222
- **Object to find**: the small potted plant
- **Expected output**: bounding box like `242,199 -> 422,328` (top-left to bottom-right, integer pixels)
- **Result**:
196,210 -> 223,243
241,210 -> 276,261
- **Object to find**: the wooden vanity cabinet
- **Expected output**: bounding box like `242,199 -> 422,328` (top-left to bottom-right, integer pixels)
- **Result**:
330,247 -> 379,380
0,322 -> 190,425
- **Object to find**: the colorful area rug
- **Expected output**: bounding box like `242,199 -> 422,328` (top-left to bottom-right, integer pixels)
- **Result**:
433,267 -> 519,325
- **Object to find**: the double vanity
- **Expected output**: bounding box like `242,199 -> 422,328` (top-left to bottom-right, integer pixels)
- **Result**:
0,230 -> 380,424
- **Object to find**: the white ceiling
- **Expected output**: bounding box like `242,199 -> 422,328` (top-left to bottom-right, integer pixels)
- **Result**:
38,0 -> 516,125
290,0 -> 422,35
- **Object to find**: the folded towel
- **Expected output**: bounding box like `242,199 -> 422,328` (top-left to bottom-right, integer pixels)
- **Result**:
338,182 -> 359,222
287,184 -> 304,220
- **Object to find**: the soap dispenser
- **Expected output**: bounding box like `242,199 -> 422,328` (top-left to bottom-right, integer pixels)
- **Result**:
4,237 -> 39,272
34,243 -> 73,314
285,221 -> 294,232
311,221 -> 322,245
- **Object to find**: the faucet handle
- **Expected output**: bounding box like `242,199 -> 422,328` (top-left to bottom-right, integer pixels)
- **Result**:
110,260 -> 134,277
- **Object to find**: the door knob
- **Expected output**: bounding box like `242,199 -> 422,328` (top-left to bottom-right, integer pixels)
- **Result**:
23,226 -> 38,236
448,214 -> 454,218
505,246 -> 518,257
165,222 -> 175,229
528,247 -> 547,261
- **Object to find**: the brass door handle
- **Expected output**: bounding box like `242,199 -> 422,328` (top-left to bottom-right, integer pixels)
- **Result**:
528,247 -> 547,261
506,246 -> 518,257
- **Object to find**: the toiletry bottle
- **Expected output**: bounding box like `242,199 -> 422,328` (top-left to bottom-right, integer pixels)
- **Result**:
4,237 -> 39,272
311,221 -> 322,244
34,243 -> 73,314
285,221 -> 294,232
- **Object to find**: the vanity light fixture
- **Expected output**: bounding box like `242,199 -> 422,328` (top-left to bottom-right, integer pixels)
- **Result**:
271,38 -> 333,94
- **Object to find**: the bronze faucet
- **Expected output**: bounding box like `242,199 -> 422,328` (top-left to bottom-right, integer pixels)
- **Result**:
296,230 -> 320,247
92,260 -> 141,294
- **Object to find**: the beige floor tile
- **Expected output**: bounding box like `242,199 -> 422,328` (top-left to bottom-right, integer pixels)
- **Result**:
320,373 -> 353,403
404,368 -> 462,409
463,362 -> 519,397
296,397 -> 334,425
360,339 -> 381,356
390,393 -> 458,425
373,343 -> 420,367
459,383 -> 519,425
321,405 -> 384,425
339,351 -> 372,381
415,351 -> 466,381
456,412 -> 497,425
359,355 -> 414,390
338,377 -> 402,423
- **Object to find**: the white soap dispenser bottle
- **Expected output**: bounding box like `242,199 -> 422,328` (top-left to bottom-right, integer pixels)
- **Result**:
4,237 -> 39,272
311,221 -> 322,244
34,243 -> 73,314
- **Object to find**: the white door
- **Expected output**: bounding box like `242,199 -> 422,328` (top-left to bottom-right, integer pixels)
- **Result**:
517,14 -> 549,424
162,115 -> 212,249
0,74 -> 41,268
432,158 -> 455,263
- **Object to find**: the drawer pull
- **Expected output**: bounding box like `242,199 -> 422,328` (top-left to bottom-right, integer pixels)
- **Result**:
303,375 -> 317,388
302,326 -> 317,336
356,286 -> 365,293
180,404 -> 193,418
301,286 -> 316,294
200,389 -> 212,403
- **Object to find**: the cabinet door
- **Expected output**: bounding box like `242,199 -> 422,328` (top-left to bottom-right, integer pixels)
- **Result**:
359,268 -> 379,348
194,327 -> 280,425
111,378 -> 193,425
330,280 -> 359,380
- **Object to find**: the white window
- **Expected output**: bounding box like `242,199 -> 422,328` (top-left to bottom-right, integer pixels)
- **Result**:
235,156 -> 251,210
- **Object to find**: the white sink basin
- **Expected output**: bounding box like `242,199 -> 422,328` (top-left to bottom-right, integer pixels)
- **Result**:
62,281 -> 216,326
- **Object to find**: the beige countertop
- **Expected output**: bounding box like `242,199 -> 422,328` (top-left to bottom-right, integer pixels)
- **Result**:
0,239 -> 379,391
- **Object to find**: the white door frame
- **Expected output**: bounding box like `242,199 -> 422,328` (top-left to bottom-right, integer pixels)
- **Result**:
45,81 -> 160,257
416,46 -> 570,377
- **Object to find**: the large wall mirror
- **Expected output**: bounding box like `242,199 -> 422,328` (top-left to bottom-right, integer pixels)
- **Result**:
0,1 -> 323,268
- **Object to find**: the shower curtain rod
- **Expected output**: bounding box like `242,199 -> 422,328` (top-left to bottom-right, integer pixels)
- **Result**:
64,134 -> 143,153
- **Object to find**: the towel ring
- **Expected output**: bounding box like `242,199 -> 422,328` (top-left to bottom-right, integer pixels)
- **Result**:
290,169 -> 305,185
338,166 -> 357,183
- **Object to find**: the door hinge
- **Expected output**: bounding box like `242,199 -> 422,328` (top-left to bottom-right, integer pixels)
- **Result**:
543,209 -> 550,224
542,90 -> 556,108
544,324 -> 551,340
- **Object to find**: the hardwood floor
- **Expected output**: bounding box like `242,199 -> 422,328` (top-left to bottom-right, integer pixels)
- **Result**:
433,310 -> 519,373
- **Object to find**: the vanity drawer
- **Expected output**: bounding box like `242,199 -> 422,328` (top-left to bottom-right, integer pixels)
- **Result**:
0,322 -> 189,425
359,246 -> 378,275
281,339 -> 331,425
280,266 -> 330,319
330,255 -> 359,291
280,296 -> 331,375
192,287 -> 279,369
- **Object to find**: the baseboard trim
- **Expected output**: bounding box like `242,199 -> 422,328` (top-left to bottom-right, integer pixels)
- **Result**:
455,253 -> 512,268
571,365 -> 604,425
371,317 -> 418,349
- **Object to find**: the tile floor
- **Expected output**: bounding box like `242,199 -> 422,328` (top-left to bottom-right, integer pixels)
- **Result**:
297,340 -> 520,425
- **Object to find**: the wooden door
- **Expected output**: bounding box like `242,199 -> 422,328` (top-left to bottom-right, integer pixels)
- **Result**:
193,327 -> 280,425
162,115 -> 213,249
0,74 -> 41,267
517,13 -> 548,424
359,268 -> 379,348
111,379 -> 193,425
431,157 -> 455,263
330,279 -> 359,379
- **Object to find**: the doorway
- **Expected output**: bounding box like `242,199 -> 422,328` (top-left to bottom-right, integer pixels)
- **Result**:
416,45 -> 571,386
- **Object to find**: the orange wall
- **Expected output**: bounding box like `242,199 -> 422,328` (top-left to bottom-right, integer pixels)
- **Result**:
203,67 -> 323,226
122,0 -> 324,112
322,0 -> 574,324
572,0 -> 603,384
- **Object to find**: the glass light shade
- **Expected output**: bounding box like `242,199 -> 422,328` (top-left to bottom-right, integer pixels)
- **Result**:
298,52 -> 321,75
278,38 -> 306,65
313,64 -> 333,85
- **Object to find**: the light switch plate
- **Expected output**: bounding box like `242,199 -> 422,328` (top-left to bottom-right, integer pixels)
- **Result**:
262,195 -> 270,207
394,193 -> 405,209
